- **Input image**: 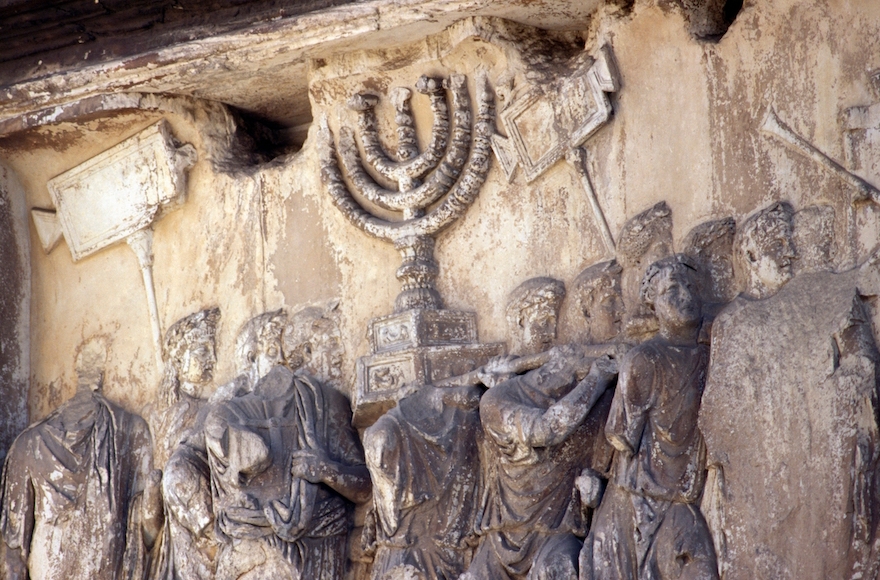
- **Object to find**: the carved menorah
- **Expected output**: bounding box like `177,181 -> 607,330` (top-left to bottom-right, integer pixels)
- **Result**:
319,73 -> 494,313
319,72 -> 503,426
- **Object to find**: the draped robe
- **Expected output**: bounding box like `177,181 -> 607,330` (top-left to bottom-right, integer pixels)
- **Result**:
582,340 -> 717,580
0,389 -> 154,580
466,359 -> 614,580
364,384 -> 484,580
205,366 -> 363,580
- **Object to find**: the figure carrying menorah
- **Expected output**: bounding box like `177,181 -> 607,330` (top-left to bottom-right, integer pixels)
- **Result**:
320,71 -> 506,579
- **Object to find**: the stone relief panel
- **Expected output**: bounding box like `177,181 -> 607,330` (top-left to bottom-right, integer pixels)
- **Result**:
581,256 -> 718,580
148,307 -> 220,580
462,284 -> 618,580
36,120 -> 197,370
6,6 -> 880,580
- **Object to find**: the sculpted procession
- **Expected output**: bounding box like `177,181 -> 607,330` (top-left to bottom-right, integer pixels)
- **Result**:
4,10 -> 880,580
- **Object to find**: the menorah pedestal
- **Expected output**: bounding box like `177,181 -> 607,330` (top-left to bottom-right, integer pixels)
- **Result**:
353,308 -> 504,428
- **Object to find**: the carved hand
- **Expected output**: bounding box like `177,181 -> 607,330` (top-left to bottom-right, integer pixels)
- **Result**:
290,448 -> 372,503
575,468 -> 606,509
394,381 -> 422,402
290,449 -> 331,484
550,344 -> 583,361
588,355 -> 619,386
478,354 -> 519,387
142,468 -> 165,547
144,468 -> 164,515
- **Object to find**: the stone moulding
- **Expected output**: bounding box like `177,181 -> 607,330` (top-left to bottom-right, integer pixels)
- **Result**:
368,309 -> 479,354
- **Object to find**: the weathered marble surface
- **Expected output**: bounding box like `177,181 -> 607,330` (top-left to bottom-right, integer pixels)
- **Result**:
205,365 -> 367,580
582,256 -> 718,580
3,2 -> 880,579
465,351 -> 616,580
699,266 -> 880,579
0,339 -> 161,580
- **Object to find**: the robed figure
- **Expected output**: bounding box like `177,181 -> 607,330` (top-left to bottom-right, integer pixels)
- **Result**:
0,339 -> 160,580
205,365 -> 366,580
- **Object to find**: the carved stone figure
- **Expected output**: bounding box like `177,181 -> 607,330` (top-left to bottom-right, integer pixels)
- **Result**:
149,307 -> 220,580
461,350 -> 617,580
360,279 -> 565,580
730,201 -> 796,300
203,307 -> 369,580
699,203 -> 880,579
681,217 -> 736,306
506,277 -> 567,356
0,338 -> 162,580
150,307 -> 221,470
581,256 -> 718,580
569,258 -> 630,517
616,202 -> 674,341
283,304 -> 345,392
571,260 -> 625,345
362,367 -> 488,580
363,379 -> 484,580
792,204 -> 835,274
156,309 -> 289,580
213,308 -> 288,401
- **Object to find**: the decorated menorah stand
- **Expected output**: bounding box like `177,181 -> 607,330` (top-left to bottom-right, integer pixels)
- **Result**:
319,72 -> 503,427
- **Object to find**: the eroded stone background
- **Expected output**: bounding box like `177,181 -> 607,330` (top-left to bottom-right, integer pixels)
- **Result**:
0,0 -> 879,456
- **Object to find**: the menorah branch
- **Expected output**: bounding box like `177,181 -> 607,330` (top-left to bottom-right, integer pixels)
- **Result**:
319,71 -> 495,312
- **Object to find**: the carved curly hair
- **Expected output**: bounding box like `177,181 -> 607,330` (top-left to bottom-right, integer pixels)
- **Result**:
639,254 -> 698,308
161,307 -> 220,405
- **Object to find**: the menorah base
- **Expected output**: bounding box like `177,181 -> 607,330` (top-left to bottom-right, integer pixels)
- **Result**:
368,308 -> 479,353
352,342 -> 504,428
394,287 -> 443,312
394,234 -> 443,312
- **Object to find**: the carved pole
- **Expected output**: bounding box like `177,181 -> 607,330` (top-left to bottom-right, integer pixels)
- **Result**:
761,109 -> 880,203
126,228 -> 164,370
760,108 -> 880,267
567,147 -> 615,256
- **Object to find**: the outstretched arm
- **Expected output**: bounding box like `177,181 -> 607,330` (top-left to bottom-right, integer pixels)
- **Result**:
290,450 -> 372,504
524,356 -> 618,448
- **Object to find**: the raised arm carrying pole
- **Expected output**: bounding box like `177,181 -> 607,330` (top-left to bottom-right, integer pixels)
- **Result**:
432,342 -> 626,389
